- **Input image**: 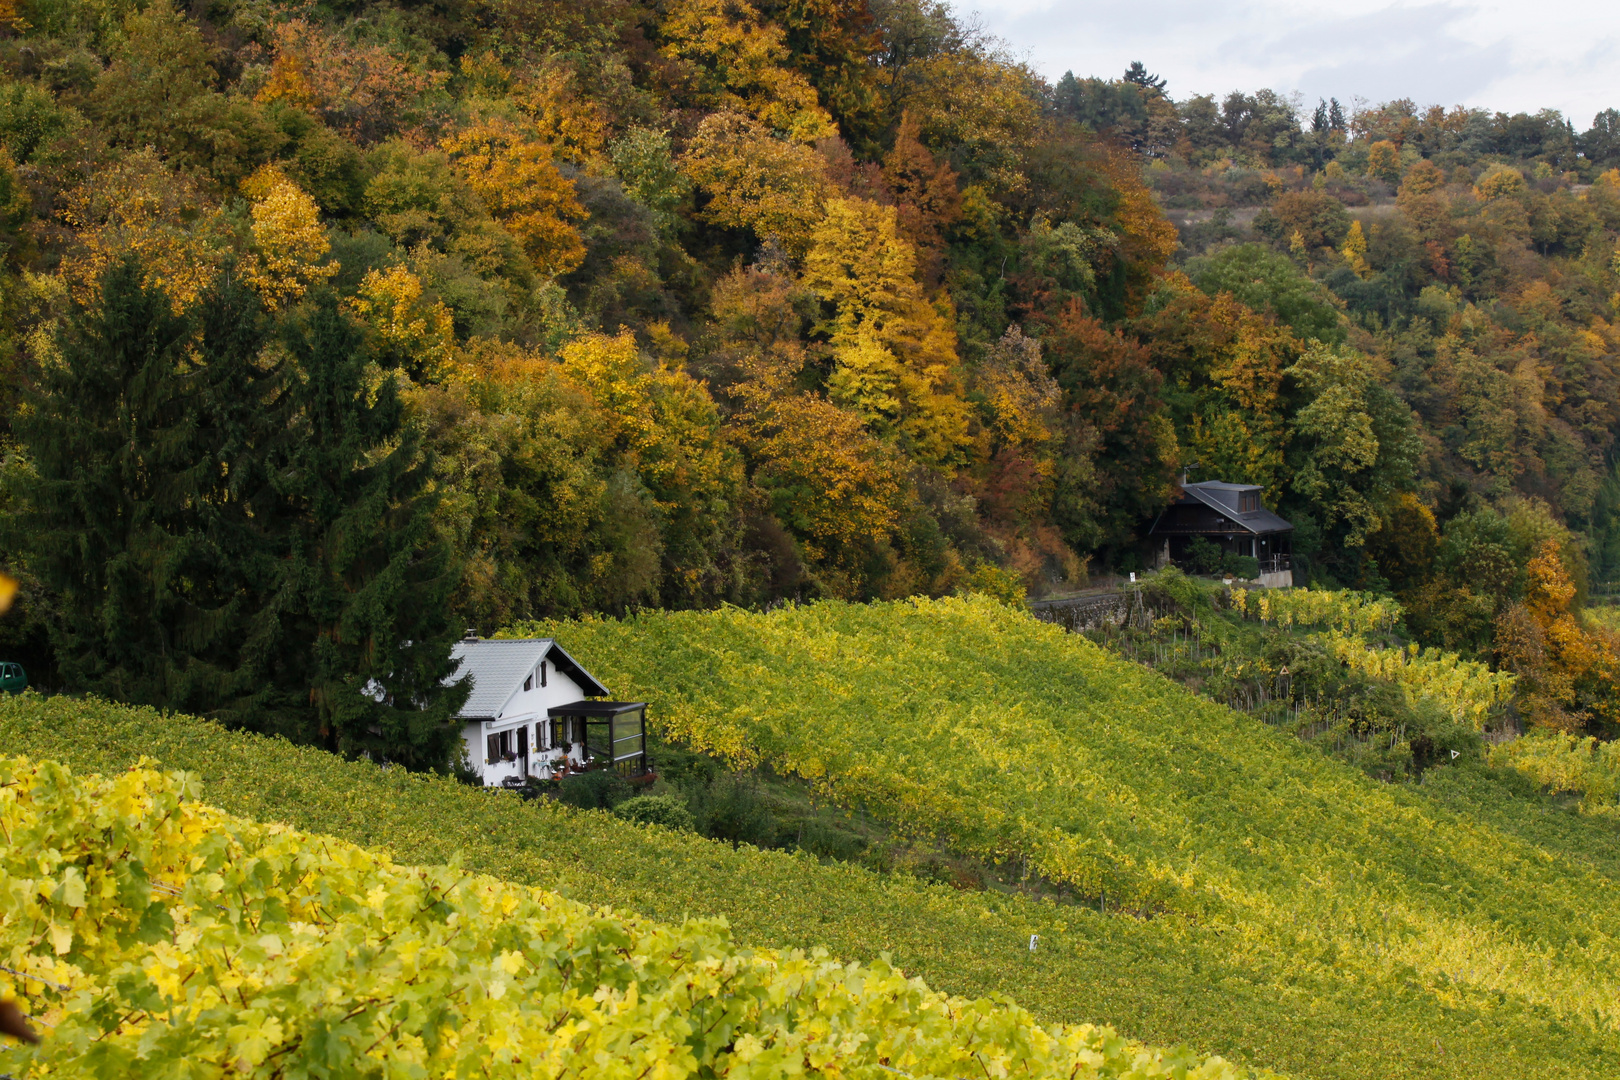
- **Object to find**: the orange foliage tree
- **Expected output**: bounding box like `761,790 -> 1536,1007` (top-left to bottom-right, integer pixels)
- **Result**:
1495,540 -> 1620,732
655,0 -> 835,142
680,111 -> 829,254
1038,301 -> 1178,545
256,19 -> 448,142
59,151 -> 234,311
440,120 -> 589,279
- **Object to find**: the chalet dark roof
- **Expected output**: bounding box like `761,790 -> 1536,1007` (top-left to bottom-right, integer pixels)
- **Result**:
1150,481 -> 1293,536
547,700 -> 646,717
449,638 -> 610,719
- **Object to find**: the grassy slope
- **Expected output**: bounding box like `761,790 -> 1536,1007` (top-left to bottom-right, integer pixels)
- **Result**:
516,597 -> 1620,1079
0,597 -> 1613,1078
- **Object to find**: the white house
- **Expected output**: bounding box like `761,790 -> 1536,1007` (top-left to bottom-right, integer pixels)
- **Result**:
449,634 -> 650,788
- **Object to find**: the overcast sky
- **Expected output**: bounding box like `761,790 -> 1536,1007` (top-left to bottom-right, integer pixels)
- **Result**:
960,0 -> 1619,129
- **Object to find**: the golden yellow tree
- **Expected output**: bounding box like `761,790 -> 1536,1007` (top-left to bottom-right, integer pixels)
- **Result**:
1340,219 -> 1370,277
974,324 -> 1059,454
802,196 -> 970,464
440,120 -> 588,278
59,151 -> 233,311
657,0 -> 835,142
240,166 -> 340,311
1365,139 -> 1401,183
884,49 -> 1040,193
348,264 -> 457,381
746,390 -> 904,567
1475,163 -> 1529,202
680,111 -> 829,254
558,332 -> 745,598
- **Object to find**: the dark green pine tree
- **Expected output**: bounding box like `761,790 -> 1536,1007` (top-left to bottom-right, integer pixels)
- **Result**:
262,292 -> 468,770
9,260 -> 466,771
8,256 -> 269,707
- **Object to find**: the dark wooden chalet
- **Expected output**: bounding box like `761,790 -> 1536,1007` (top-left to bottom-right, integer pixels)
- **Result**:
1148,480 -> 1293,585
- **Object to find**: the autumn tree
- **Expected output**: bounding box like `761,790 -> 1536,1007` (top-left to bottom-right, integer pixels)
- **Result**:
681,110 -> 829,254
655,0 -> 836,141
754,0 -> 883,149
702,262 -> 907,594
1495,540 -> 1620,732
881,111 -> 962,279
441,120 -> 589,279
256,18 -> 448,143
1018,131 -> 1178,318
558,332 -> 747,606
745,389 -> 905,590
801,196 -> 970,464
240,166 -> 340,311
1259,190 -> 1351,251
1365,139 -> 1401,183
974,324 -> 1060,455
1362,493 -> 1440,592
59,151 -> 234,310
1131,277 -> 1296,498
1037,301 -> 1178,548
347,264 -> 456,382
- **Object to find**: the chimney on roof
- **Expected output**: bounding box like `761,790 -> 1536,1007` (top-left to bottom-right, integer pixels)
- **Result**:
463,627 -> 480,641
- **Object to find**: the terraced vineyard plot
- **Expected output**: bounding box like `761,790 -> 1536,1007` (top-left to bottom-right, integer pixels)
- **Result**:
1,754 -> 1255,1079
514,596 -> 1620,1078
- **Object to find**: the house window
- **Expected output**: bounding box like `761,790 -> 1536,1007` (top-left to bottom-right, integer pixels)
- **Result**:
1240,490 -> 1260,513
523,673 -> 532,692
486,729 -> 514,762
540,661 -> 547,688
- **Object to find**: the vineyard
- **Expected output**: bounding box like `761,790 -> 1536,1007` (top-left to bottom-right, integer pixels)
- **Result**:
1316,632 -> 1516,726
512,597 -> 1620,1075
1228,586 -> 1404,636
1,599 -> 1617,1077
0,755 -> 1258,1079
1490,732 -> 1620,817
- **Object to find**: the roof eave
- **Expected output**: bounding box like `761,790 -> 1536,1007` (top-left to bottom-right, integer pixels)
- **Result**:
543,640 -> 611,697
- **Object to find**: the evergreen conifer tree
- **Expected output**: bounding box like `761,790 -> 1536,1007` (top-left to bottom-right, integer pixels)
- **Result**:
9,260 -> 467,770
9,256 -> 218,704
263,293 -> 468,769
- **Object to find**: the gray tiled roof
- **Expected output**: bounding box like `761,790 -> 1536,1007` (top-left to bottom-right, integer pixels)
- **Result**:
449,638 -> 552,719
448,637 -> 612,719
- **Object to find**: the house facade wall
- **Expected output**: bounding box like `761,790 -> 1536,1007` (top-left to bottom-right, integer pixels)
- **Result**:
459,661 -> 586,787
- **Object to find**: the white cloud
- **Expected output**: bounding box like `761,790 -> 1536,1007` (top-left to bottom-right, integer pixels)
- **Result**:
960,0 -> 1620,129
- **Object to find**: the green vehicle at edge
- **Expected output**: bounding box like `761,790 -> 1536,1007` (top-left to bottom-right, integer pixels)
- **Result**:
0,661 -> 26,694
